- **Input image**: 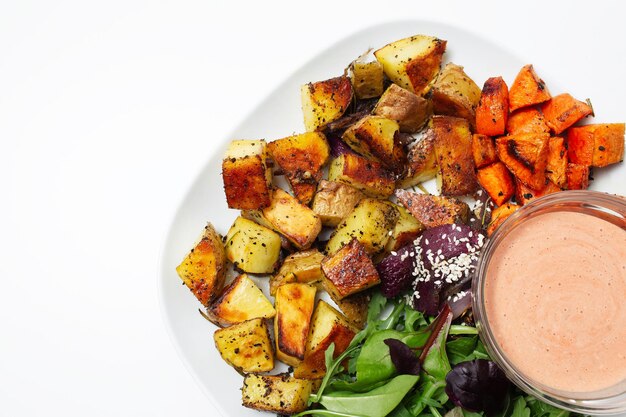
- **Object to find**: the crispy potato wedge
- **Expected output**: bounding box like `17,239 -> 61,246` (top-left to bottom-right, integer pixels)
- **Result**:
267,132 -> 330,204
431,115 -> 478,196
342,115 -> 405,172
214,318 -> 274,374
242,188 -> 322,250
350,57 -> 384,99
546,136 -> 568,188
541,93 -> 593,135
176,223 -> 226,306
495,133 -> 550,190
566,163 -> 590,190
274,283 -> 317,366
294,301 -> 357,379
508,64 -> 551,111
506,107 -> 550,135
311,180 -> 365,227
515,178 -> 561,206
224,217 -> 281,274
321,239 -> 380,301
476,76 -> 509,136
395,189 -> 470,228
397,130 -> 437,188
328,153 -> 396,198
472,133 -> 498,169
373,83 -> 432,133
207,274 -> 276,327
374,34 -> 447,95
431,63 -> 481,127
477,162 -> 515,207
301,75 -> 353,132
326,198 -> 399,255
242,373 -> 314,414
487,203 -> 520,236
567,123 -> 625,167
222,140 -> 272,210
384,203 -> 425,253
269,249 -> 324,296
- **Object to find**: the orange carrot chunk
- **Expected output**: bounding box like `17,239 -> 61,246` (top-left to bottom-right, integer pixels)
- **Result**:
506,107 -> 550,135
515,178 -> 561,206
508,65 -> 551,111
546,136 -> 568,188
477,162 -> 515,206
476,77 -> 509,136
541,93 -> 593,135
471,133 -> 497,169
566,163 -> 590,190
495,133 -> 550,190
567,123 -> 625,167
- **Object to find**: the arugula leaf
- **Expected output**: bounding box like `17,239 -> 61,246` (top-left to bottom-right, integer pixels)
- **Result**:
511,397 -> 531,417
525,396 -> 570,417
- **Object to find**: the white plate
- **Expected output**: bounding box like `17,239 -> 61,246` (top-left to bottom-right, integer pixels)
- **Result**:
158,21 -> 625,417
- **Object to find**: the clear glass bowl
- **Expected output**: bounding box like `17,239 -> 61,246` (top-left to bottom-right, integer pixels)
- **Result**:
472,190 -> 626,415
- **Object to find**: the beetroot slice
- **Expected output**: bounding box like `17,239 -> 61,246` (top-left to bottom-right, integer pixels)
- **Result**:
377,244 -> 415,298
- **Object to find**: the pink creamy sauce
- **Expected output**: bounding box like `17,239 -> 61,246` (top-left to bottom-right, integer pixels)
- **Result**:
485,210 -> 626,393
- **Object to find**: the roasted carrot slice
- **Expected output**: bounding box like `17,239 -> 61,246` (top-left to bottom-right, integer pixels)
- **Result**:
487,203 -> 520,236
566,163 -> 590,190
477,162 -> 515,206
546,136 -> 568,188
506,107 -> 550,135
508,65 -> 551,111
476,76 -> 509,136
472,133 -> 497,169
541,93 -> 593,135
495,133 -> 550,190
515,178 -> 561,206
567,123 -> 625,167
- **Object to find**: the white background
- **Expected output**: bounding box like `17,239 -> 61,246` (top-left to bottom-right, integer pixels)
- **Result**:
1,1 -> 624,416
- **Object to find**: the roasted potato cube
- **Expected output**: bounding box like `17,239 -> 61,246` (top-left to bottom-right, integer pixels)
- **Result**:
567,123 -> 625,167
326,198 -> 399,255
472,133 -> 498,169
342,115 -> 406,171
213,318 -> 274,373
374,34 -> 447,95
222,140 -> 272,210
373,83 -> 432,133
541,93 -> 593,135
566,163 -> 590,190
477,162 -> 515,207
328,153 -> 396,198
350,57 -> 384,99
487,203 -> 520,236
326,289 -> 371,330
224,217 -> 281,274
294,301 -> 357,379
506,107 -> 550,135
546,136 -> 568,188
431,63 -> 481,127
242,373 -> 314,415
395,189 -> 470,228
476,76 -> 509,136
274,283 -> 317,366
495,133 -> 550,190
301,75 -> 353,132
322,238 -> 380,300
269,249 -> 324,296
207,274 -> 276,327
515,178 -> 561,206
431,116 -> 478,196
176,223 -> 226,306
384,203 -> 425,253
267,132 -> 330,204
398,131 -> 437,188
242,188 -> 322,250
508,64 -> 551,111
311,180 -> 365,227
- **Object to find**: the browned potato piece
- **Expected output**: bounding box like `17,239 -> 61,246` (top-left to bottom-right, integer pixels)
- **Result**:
328,153 -> 396,198
269,249 -> 324,296
267,132 -> 330,204
431,63 -> 481,127
395,189 -> 470,228
274,283 -> 317,366
176,223 -> 226,306
326,289 -> 371,330
398,130 -> 437,188
311,180 -> 365,227
301,75 -> 353,132
373,84 -> 432,133
206,274 -> 276,327
321,238 -> 380,300
242,373 -> 314,414
431,115 -> 478,196
242,188 -> 322,250
342,115 -> 406,172
213,318 -> 274,373
384,203 -> 425,253
224,216 -> 282,274
350,57 -> 384,99
374,34 -> 447,95
222,140 -> 272,210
